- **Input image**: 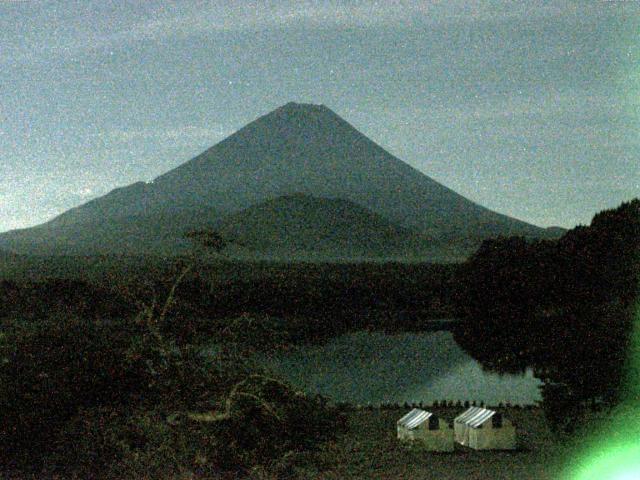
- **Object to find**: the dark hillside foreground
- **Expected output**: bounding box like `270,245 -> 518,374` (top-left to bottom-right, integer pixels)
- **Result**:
0,311 -> 346,479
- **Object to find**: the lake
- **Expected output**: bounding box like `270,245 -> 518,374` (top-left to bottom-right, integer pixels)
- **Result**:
257,331 -> 542,406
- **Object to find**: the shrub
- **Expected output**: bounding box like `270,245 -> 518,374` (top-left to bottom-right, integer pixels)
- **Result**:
0,314 -> 137,464
0,311 -> 345,477
218,313 -> 293,351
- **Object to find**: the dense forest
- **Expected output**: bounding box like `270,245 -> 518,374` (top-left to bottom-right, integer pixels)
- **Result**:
454,199 -> 640,432
0,261 -> 457,348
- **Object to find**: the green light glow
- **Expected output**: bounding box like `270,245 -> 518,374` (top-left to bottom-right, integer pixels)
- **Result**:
563,302 -> 640,480
570,441 -> 640,480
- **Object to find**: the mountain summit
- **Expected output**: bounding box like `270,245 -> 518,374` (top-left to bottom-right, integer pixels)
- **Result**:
0,103 -> 559,260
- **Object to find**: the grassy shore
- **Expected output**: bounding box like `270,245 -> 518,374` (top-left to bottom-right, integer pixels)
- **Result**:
291,406 -> 568,479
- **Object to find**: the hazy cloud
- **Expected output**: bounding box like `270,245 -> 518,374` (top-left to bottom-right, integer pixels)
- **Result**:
94,125 -> 232,144
2,0 -> 603,62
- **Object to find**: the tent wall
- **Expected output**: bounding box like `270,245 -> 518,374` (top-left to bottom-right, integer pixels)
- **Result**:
454,421 -> 468,445
468,423 -> 516,450
414,426 -> 454,452
398,418 -> 454,452
454,409 -> 518,450
397,425 -> 416,441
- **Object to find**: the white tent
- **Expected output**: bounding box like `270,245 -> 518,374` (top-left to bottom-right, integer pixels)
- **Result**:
397,408 -> 454,452
454,407 -> 516,450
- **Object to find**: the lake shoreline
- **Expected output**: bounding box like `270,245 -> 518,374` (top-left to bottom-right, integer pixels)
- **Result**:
255,330 -> 543,407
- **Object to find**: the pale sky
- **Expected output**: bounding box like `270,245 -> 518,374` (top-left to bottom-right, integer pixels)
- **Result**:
1,0 -> 638,232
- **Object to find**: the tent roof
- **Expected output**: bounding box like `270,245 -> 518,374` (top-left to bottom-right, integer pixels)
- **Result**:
454,407 -> 497,429
397,408 -> 434,430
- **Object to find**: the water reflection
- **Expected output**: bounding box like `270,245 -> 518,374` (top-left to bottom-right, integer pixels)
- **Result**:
258,331 -> 542,405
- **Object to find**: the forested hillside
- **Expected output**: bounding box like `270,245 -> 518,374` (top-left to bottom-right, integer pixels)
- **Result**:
454,199 -> 640,431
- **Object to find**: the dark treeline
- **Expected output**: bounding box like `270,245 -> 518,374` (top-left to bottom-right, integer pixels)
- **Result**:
0,278 -> 134,321
1,262 -> 458,349
195,262 -> 457,319
454,199 -> 640,432
168,262 -> 458,345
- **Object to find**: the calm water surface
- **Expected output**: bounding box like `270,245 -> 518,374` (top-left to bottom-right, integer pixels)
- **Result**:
257,331 -> 542,406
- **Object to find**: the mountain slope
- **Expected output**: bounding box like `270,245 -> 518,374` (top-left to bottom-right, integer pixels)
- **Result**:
0,206 -> 220,256
0,102 -> 560,259
215,194 -> 455,261
0,195 -> 459,261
